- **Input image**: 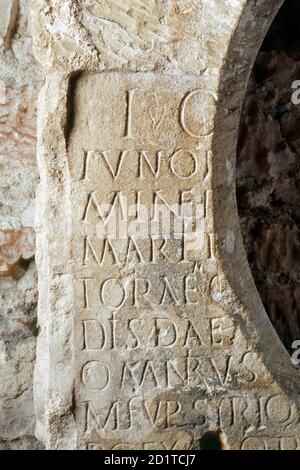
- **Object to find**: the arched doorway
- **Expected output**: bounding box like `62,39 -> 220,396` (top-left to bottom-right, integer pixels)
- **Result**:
237,0 -> 300,353
212,0 -> 300,393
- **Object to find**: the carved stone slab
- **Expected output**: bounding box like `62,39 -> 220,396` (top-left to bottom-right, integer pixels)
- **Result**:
71,72 -> 218,450
32,0 -> 300,451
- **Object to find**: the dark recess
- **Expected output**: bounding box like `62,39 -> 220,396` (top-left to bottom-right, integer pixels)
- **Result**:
237,0 -> 300,352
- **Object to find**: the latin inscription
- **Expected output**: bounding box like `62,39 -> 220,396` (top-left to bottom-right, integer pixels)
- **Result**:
67,73 -> 297,450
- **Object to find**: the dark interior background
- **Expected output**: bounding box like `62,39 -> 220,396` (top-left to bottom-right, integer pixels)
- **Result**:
237,0 -> 300,352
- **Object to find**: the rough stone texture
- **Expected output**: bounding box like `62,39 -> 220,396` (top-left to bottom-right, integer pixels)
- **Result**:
69,72 -> 218,450
30,0 -> 300,451
0,0 -> 44,450
0,0 -> 299,451
237,0 -> 300,352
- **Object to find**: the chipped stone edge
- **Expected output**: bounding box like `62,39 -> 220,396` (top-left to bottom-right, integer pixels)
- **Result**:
32,0 -> 300,449
34,72 -> 77,449
213,0 -> 300,397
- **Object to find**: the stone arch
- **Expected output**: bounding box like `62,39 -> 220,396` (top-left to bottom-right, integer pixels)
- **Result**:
30,0 -> 300,449
212,0 -> 300,394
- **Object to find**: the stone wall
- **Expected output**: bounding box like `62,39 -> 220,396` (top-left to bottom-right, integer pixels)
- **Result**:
0,0 -> 300,451
0,0 -> 43,450
31,0 -> 300,451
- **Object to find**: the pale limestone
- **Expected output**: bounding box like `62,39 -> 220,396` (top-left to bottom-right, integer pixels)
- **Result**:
29,0 -> 300,450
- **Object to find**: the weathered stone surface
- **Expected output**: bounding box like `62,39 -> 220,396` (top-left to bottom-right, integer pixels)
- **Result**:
0,0 -> 18,51
0,0 -> 44,450
23,0 -> 300,450
69,72 -> 218,450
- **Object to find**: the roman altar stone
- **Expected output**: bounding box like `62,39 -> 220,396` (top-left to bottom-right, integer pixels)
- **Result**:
31,0 -> 300,450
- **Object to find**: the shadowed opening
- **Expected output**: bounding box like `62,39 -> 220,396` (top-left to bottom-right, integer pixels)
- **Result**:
237,0 -> 300,353
199,431 -> 228,451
